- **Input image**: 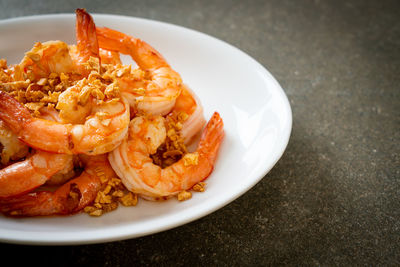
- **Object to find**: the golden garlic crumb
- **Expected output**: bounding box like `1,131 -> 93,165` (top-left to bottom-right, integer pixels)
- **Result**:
84,56 -> 100,72
24,102 -> 45,115
84,206 -> 96,213
177,190 -> 192,201
103,185 -> 112,195
182,152 -> 199,166
36,77 -> 47,86
112,190 -> 124,198
91,88 -> 105,100
119,192 -> 138,206
192,182 -> 206,192
104,83 -> 120,98
178,112 -> 189,122
85,175 -> 138,216
132,88 -> 146,95
89,209 -> 103,217
78,85 -> 91,105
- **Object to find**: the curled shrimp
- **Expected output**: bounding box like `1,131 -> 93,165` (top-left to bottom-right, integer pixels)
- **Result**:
0,151 -> 72,198
0,90 -> 130,155
96,27 -> 182,115
17,8 -> 99,81
109,112 -> 224,198
0,154 -> 115,216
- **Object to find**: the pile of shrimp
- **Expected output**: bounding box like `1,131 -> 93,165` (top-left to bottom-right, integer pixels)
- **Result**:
0,9 -> 224,217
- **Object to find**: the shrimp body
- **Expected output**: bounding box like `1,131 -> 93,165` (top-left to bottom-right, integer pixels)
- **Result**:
109,112 -> 224,198
0,91 -> 130,155
0,155 -> 115,216
96,27 -> 182,115
0,151 -> 72,198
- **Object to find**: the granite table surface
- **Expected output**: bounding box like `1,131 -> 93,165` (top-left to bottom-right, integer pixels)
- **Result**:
0,0 -> 399,265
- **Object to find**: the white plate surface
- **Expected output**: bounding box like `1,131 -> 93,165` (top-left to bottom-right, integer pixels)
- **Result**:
0,14 -> 292,245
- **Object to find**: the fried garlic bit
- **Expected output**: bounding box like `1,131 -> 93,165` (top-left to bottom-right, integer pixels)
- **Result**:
177,190 -> 192,201
84,177 -> 138,217
192,182 -> 206,192
0,68 -> 73,116
176,182 -> 207,202
150,112 -> 190,168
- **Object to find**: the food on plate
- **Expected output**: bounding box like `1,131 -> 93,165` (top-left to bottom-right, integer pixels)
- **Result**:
0,9 -> 224,217
96,26 -> 183,116
0,154 -> 114,216
108,112 -> 224,199
0,151 -> 72,198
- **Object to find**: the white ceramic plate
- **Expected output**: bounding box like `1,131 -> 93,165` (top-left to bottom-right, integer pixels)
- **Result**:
0,14 -> 292,245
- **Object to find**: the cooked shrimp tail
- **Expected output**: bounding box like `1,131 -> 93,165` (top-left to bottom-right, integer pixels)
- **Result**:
0,155 -> 115,216
96,27 -> 169,70
197,112 -> 224,164
75,8 -> 100,67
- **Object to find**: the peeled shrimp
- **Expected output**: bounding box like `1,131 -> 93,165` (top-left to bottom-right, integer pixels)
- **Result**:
0,154 -> 115,216
0,90 -> 130,155
109,112 -> 224,198
17,8 -> 99,80
0,151 -> 72,198
96,27 -> 182,115
18,41 -> 75,80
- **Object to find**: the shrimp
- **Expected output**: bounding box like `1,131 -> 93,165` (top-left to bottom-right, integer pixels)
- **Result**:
108,112 -> 224,198
168,85 -> 206,145
17,8 -> 99,81
96,27 -> 182,115
72,8 -> 101,74
0,154 -> 115,216
18,41 -> 75,80
0,90 -> 130,155
0,151 -> 72,198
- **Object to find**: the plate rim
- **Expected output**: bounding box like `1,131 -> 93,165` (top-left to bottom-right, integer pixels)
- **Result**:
0,13 -> 292,245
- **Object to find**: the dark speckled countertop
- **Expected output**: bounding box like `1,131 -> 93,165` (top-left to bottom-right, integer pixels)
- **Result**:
0,0 -> 399,265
